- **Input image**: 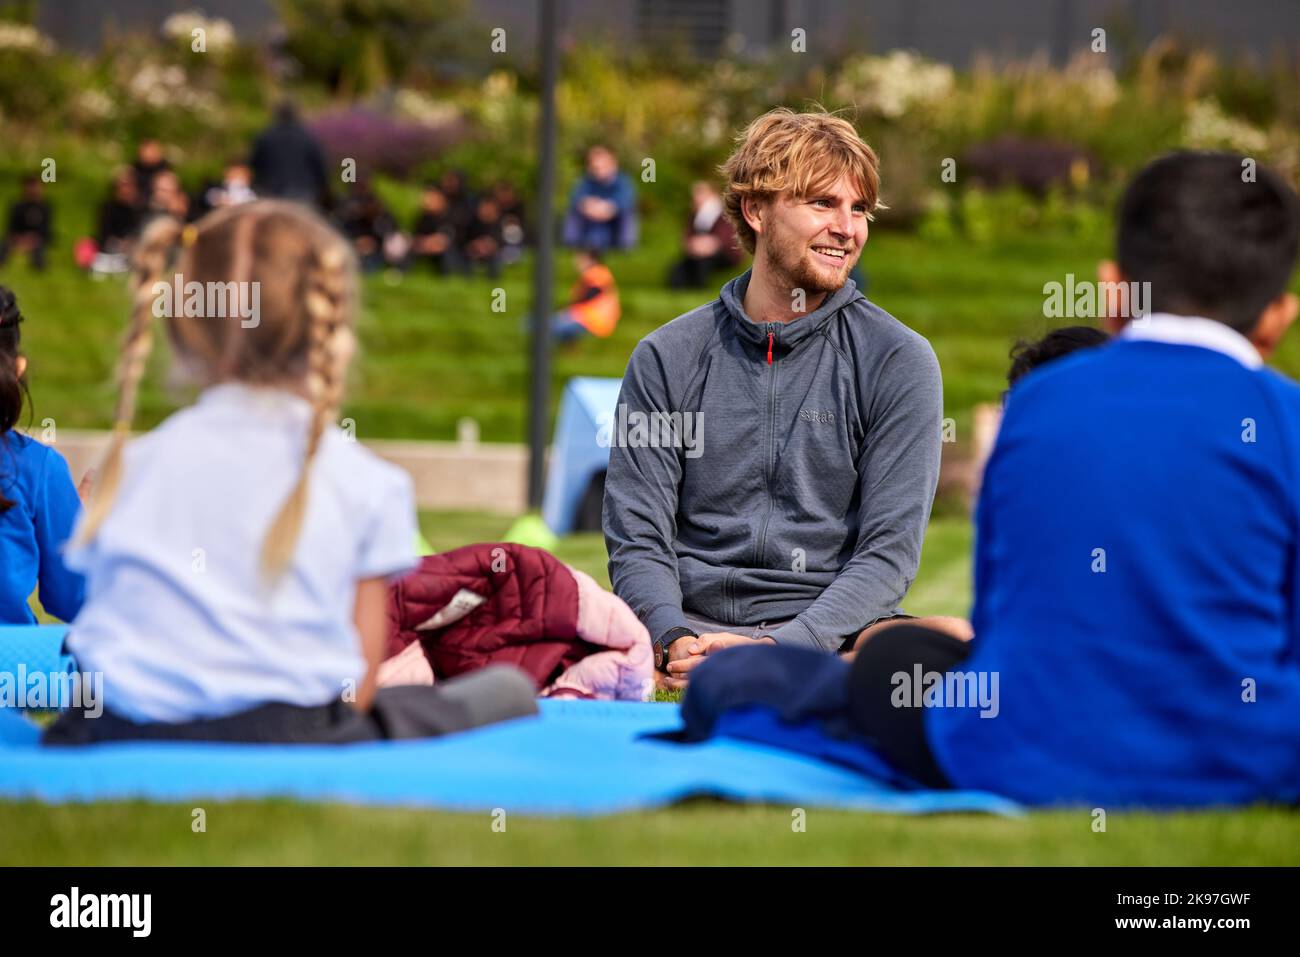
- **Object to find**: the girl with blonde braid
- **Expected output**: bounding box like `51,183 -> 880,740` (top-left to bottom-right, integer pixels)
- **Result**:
45,201 -> 534,745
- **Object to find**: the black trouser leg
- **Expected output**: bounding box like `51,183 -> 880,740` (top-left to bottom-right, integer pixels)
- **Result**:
42,667 -> 539,745
846,624 -> 972,788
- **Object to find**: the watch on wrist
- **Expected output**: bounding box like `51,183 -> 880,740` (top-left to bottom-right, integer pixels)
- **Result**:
654,626 -> 698,671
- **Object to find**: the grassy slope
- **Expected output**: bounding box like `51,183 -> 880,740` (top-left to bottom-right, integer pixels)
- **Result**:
9,167 -> 1300,445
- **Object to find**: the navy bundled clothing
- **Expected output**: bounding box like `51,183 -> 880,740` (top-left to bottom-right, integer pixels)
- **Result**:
678,627 -> 971,790
0,432 -> 84,623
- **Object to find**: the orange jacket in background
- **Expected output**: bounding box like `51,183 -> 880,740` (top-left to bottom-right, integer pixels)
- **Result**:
568,263 -> 620,338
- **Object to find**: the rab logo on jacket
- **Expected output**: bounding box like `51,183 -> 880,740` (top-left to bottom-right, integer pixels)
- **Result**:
799,409 -> 835,424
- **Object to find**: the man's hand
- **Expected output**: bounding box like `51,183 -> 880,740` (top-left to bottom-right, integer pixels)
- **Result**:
656,633 -> 702,691
698,632 -> 776,654
662,631 -> 775,689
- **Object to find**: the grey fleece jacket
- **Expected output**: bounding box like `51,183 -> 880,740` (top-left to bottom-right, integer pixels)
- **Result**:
603,270 -> 942,653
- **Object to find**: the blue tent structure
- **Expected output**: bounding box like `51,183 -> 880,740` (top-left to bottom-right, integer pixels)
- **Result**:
542,376 -> 624,535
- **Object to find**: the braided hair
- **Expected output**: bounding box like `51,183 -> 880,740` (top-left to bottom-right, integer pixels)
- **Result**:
77,201 -> 358,583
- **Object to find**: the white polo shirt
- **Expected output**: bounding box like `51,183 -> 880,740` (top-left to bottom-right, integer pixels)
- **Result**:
65,383 -> 418,723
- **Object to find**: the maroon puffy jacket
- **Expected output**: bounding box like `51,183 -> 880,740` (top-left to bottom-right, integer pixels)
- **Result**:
387,542 -> 602,690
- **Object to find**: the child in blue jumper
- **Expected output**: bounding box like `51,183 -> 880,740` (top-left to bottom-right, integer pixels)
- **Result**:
862,152 -> 1300,808
0,285 -> 84,624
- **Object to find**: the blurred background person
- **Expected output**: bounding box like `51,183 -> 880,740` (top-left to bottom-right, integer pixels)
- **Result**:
97,169 -> 142,253
144,169 -> 193,226
410,182 -> 462,275
131,139 -> 172,205
200,160 -> 258,213
250,100 -> 330,209
563,145 -> 637,251
439,169 -> 476,249
492,180 -> 527,265
463,195 -> 505,278
0,176 -> 52,272
83,168 -> 143,276
338,180 -> 398,272
668,180 -> 741,289
549,248 -> 620,343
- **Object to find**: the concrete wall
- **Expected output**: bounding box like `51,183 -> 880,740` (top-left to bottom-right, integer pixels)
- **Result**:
45,427 -> 975,516
47,430 -> 529,514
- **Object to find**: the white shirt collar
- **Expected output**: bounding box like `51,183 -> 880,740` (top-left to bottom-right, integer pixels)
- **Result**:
198,382 -> 315,423
1119,313 -> 1262,369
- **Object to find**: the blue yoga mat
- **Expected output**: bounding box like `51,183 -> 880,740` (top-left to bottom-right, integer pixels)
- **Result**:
0,626 -> 1020,816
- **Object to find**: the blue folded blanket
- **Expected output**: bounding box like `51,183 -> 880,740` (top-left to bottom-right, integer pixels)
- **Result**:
0,625 -> 1019,816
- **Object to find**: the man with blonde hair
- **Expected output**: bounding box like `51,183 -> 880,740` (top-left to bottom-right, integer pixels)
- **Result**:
604,108 -> 948,688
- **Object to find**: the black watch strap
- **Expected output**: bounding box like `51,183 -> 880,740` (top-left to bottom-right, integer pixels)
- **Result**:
655,626 -> 698,671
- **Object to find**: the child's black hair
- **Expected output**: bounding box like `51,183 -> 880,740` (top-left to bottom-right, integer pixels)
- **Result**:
1117,151 -> 1300,334
0,285 -> 31,513
1007,325 -> 1109,386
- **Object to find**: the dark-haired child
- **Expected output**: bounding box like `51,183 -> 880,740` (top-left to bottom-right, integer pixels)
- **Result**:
1005,325 -> 1109,388
876,152 -> 1300,807
0,286 -> 85,623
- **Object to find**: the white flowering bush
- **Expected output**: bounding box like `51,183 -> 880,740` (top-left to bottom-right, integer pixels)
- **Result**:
124,61 -> 218,113
162,11 -> 237,53
1184,99 -> 1270,153
833,51 -> 955,119
0,21 -> 54,54
394,88 -> 461,127
70,88 -> 116,124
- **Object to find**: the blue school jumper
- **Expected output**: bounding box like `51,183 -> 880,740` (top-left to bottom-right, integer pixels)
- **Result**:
928,316 -> 1300,807
0,431 -> 84,623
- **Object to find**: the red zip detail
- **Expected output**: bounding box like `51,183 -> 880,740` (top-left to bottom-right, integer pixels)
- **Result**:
767,332 -> 774,364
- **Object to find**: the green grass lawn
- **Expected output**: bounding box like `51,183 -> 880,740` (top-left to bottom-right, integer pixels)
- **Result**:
5,511 -> 1298,866
5,800 -> 1298,866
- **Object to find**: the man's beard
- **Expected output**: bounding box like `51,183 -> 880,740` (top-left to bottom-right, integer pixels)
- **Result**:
762,224 -> 857,298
